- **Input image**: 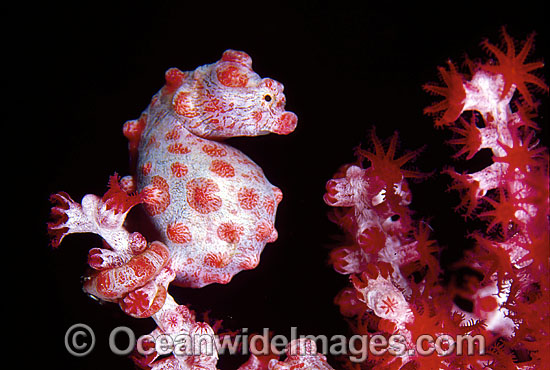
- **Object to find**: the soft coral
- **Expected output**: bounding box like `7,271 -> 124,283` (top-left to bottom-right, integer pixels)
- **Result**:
479,187 -> 523,235
356,129 -> 423,184
423,61 -> 467,127
448,115 -> 482,160
481,27 -> 548,107
492,129 -> 546,176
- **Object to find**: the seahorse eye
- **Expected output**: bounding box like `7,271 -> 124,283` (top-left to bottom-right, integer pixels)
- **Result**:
264,94 -> 272,102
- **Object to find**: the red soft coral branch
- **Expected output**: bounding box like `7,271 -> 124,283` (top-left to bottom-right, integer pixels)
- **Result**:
481,27 -> 548,106
356,130 -> 424,183
325,28 -> 549,370
479,187 -> 523,234
492,129 -> 546,175
423,61 -> 467,127
102,173 -> 144,214
448,115 -> 482,160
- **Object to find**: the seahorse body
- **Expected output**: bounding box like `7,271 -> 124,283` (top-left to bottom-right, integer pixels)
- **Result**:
126,50 -> 297,288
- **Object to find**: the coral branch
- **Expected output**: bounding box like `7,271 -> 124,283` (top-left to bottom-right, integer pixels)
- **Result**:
325,29 -> 548,370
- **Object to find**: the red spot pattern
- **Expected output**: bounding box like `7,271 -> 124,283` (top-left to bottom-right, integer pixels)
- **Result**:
210,159 -> 235,177
164,68 -> 187,94
217,222 -> 244,243
167,143 -> 191,154
255,219 -> 274,242
122,114 -> 148,166
263,78 -> 275,90
202,96 -> 230,114
204,252 -> 231,268
202,143 -> 227,157
146,136 -> 158,149
238,187 -> 259,210
203,272 -> 232,284
166,222 -> 192,244
221,50 -> 252,68
170,162 -> 188,178
142,176 -> 171,216
173,91 -> 200,117
273,186 -> 283,204
120,288 -> 167,318
273,112 -> 298,135
141,162 -> 152,176
121,289 -> 148,313
251,110 -> 263,122
186,178 -> 222,214
119,176 -> 136,194
263,197 -> 276,216
216,65 -> 249,87
238,255 -> 259,270
123,114 -> 147,143
165,128 -> 181,141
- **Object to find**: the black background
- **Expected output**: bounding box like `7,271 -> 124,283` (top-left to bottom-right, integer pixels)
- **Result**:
7,1 -> 547,369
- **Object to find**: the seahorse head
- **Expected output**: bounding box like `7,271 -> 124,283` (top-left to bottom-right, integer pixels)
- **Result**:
167,50 -> 297,139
